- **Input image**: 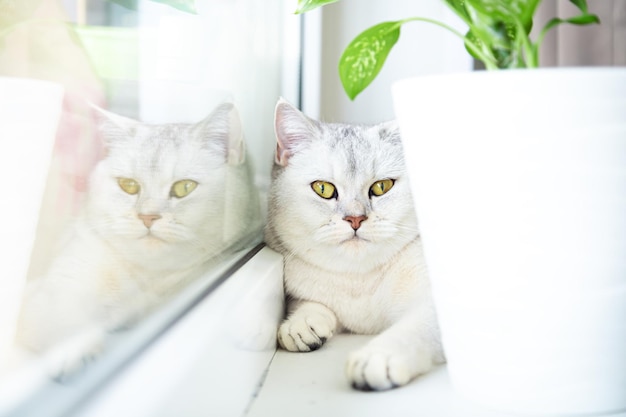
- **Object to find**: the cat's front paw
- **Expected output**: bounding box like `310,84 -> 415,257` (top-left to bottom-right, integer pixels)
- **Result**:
346,347 -> 417,391
42,328 -> 106,382
277,314 -> 334,352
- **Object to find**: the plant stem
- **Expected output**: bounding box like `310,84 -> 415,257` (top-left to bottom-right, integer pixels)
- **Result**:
515,20 -> 537,68
399,16 -> 499,70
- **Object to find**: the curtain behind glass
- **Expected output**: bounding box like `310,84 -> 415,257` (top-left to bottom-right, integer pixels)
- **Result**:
536,0 -> 626,67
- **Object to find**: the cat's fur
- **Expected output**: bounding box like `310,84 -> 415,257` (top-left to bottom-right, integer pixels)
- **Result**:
265,99 -> 444,391
16,102 -> 260,377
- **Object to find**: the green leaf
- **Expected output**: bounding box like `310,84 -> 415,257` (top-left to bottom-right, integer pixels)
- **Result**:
443,0 -> 472,24
569,14 -> 600,25
108,0 -> 138,10
295,0 -> 339,14
457,0 -> 542,68
338,21 -> 401,100
463,30 -> 483,60
564,0 -> 600,25
465,0 -> 540,27
569,0 -> 590,14
150,0 -> 197,14
536,4 -> 600,54
560,14 -> 600,26
464,0 -> 537,45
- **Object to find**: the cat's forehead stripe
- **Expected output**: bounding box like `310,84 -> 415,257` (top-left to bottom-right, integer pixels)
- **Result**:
109,123 -> 221,183
317,123 -> 399,181
143,125 -> 187,146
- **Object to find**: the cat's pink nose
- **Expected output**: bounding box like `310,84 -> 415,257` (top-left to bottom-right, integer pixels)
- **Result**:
344,215 -> 368,230
138,213 -> 162,228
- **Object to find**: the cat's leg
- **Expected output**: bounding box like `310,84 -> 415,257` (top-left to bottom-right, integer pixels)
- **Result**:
40,327 -> 106,382
277,299 -> 339,352
16,279 -> 107,381
345,301 -> 445,391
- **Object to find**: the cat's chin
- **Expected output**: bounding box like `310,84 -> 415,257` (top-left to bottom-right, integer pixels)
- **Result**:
111,231 -> 174,254
339,236 -> 370,246
326,236 -> 416,273
324,240 -> 384,271
139,233 -> 167,244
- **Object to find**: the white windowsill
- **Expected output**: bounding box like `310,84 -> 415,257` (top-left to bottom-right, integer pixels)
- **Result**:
38,246 -> 626,417
248,334 -> 624,417
68,246 -> 284,417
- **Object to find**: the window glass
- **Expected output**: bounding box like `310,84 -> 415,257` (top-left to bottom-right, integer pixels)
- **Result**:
0,0 -> 298,406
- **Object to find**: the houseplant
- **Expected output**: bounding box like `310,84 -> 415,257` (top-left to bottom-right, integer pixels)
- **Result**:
297,1 -> 626,415
296,0 -> 599,99
74,0 -> 198,81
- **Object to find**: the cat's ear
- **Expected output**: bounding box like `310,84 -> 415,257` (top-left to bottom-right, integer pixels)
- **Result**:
195,102 -> 246,166
274,97 -> 319,167
89,102 -> 139,146
378,120 -> 402,143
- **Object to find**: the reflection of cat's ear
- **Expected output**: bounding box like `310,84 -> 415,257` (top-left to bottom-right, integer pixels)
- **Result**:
199,102 -> 246,166
274,97 -> 318,167
88,102 -> 139,145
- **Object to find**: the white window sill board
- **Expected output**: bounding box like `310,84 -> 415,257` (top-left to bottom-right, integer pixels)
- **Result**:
30,246 -> 626,417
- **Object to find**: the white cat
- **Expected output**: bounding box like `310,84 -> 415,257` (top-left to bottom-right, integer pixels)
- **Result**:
16,102 -> 261,377
265,99 -> 445,390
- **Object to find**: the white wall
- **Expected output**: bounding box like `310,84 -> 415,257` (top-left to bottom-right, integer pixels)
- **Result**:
304,0 -> 473,124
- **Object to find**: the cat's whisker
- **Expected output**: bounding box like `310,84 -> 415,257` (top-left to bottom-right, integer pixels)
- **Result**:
313,227 -> 351,245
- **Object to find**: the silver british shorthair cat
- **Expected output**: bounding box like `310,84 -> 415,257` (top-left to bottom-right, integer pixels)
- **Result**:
265,98 -> 444,390
16,102 -> 260,377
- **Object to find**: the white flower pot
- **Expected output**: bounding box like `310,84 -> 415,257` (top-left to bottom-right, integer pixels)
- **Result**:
392,68 -> 626,416
0,77 -> 64,367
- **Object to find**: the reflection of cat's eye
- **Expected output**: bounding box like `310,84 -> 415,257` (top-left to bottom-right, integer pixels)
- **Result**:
171,180 -> 198,198
370,179 -> 395,197
118,178 -> 140,195
311,181 -> 337,199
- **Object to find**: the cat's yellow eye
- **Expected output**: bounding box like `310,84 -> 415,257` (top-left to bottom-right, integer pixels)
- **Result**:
171,180 -> 198,198
118,178 -> 140,195
311,181 -> 336,199
370,179 -> 395,197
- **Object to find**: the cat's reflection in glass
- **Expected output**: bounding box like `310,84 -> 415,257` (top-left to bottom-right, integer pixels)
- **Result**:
14,102 -> 261,379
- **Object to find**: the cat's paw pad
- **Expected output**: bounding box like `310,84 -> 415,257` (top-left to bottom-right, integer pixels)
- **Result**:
277,315 -> 333,352
345,348 -> 412,391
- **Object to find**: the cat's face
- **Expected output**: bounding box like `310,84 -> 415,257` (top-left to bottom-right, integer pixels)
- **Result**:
268,99 -> 419,273
86,103 -> 246,268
